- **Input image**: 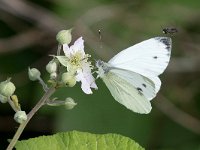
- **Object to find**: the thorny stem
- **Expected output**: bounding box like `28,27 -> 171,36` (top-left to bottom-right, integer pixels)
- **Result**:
6,87 -> 56,150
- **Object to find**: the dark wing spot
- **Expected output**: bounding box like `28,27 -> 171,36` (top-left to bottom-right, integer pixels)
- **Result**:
142,83 -> 146,88
137,87 -> 143,95
166,46 -> 171,50
160,38 -> 170,46
153,56 -> 158,59
137,87 -> 143,92
155,37 -> 172,52
155,37 -> 171,46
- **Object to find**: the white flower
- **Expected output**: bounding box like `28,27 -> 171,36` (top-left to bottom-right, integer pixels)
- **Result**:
61,37 -> 98,94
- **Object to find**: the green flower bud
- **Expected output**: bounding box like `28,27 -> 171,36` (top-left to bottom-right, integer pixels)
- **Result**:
0,94 -> 8,103
61,72 -> 76,87
0,78 -> 16,97
14,111 -> 27,124
11,95 -> 21,110
64,97 -> 77,110
56,29 -> 72,45
28,68 -> 41,81
46,60 -> 57,74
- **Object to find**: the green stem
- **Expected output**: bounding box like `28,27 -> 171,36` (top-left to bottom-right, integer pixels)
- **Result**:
38,77 -> 49,92
6,87 -> 56,150
57,44 -> 62,56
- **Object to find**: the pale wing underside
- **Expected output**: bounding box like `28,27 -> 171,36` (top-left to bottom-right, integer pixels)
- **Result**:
108,37 -> 172,77
102,70 -> 152,114
148,76 -> 161,94
110,69 -> 156,100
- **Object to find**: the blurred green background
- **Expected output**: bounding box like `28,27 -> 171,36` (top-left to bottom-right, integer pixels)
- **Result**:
0,0 -> 200,149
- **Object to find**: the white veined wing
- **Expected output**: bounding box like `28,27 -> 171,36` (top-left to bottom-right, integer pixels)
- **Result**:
108,37 -> 172,78
102,68 -> 152,114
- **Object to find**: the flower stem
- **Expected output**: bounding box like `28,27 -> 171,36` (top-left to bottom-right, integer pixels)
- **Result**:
38,77 -> 49,92
6,87 -> 56,150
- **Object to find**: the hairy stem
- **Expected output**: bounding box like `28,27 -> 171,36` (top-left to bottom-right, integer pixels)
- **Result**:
6,87 -> 55,150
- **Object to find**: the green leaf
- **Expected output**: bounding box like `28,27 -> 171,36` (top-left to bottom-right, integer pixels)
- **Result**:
15,130 -> 144,150
56,56 -> 69,67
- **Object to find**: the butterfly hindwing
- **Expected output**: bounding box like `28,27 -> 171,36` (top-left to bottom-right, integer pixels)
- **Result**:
102,69 -> 152,114
110,68 -> 156,100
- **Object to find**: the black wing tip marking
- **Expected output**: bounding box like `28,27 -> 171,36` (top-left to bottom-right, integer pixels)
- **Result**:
154,37 -> 172,51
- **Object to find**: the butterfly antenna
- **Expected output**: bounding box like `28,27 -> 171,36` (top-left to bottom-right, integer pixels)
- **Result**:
98,29 -> 101,40
98,29 -> 103,49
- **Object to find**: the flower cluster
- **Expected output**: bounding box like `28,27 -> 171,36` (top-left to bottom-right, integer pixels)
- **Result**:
0,28 -> 99,149
0,28 -> 98,125
56,30 -> 98,94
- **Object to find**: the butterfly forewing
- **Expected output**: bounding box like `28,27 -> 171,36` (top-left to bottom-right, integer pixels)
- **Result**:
108,37 -> 172,77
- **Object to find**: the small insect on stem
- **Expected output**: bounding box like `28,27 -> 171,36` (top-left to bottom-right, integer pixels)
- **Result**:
162,27 -> 178,35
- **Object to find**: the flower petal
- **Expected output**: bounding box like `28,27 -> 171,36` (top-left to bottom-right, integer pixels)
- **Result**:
82,64 -> 98,89
85,73 -> 98,89
63,43 -> 72,57
71,37 -> 85,55
76,70 -> 93,94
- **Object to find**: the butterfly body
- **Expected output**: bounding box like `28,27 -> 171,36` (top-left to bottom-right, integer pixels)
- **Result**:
96,37 -> 172,114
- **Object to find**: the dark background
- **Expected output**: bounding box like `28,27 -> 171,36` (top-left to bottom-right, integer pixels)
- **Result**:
0,0 -> 200,149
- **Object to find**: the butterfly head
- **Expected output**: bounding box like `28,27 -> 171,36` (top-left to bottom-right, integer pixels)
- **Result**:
95,60 -> 104,67
95,60 -> 110,78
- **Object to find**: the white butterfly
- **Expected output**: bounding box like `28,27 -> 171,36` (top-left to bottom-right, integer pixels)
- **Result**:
96,37 -> 172,114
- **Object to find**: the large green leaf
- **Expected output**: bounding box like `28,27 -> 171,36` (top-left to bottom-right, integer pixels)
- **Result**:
15,130 -> 144,150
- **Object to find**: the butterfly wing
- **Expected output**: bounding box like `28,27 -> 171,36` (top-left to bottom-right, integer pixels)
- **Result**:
108,37 -> 172,77
108,37 -> 171,96
110,69 -> 157,100
101,68 -> 152,114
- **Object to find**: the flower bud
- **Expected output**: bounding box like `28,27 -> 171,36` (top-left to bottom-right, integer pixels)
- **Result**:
64,97 -> 77,110
28,68 -> 41,81
61,72 -> 76,87
50,72 -> 57,79
14,111 -> 27,124
0,94 -> 8,103
0,78 -> 16,97
56,29 -> 72,45
46,60 -> 57,74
